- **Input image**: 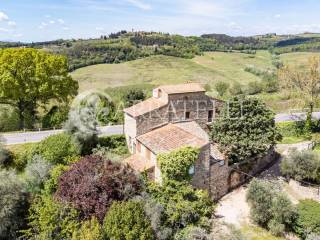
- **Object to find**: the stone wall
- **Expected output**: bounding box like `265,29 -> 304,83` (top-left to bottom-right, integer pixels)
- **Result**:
135,92 -> 223,136
136,105 -> 169,136
208,148 -> 279,200
191,144 -> 211,190
124,113 -> 137,152
209,161 -> 230,200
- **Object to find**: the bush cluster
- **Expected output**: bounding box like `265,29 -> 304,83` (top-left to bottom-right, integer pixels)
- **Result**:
294,200 -> 320,238
104,200 -> 154,240
246,179 -> 297,236
55,155 -> 142,222
158,147 -> 199,182
281,149 -> 320,183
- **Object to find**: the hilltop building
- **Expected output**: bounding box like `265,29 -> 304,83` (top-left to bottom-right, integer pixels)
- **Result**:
123,83 -> 230,199
123,83 -> 277,199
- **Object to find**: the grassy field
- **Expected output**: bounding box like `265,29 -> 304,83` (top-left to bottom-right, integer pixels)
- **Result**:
281,52 -> 320,68
72,51 -> 275,92
72,50 -> 320,93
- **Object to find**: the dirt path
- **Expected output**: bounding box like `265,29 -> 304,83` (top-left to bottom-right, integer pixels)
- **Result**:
215,186 -> 250,227
215,142 -> 316,227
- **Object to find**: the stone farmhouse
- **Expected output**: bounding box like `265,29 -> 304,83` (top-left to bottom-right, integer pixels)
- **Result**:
123,83 -> 277,199
123,83 -> 232,199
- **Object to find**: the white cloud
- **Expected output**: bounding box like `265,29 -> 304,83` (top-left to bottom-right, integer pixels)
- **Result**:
126,0 -> 152,10
182,0 -> 223,17
57,18 -> 65,24
0,11 -> 9,21
274,14 -> 281,18
0,27 -> 9,32
95,27 -> 104,31
49,20 -> 55,24
62,26 -> 69,30
8,21 -> 16,27
45,14 -> 51,18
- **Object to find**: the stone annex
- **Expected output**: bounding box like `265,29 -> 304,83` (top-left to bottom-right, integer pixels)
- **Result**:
123,83 -> 277,199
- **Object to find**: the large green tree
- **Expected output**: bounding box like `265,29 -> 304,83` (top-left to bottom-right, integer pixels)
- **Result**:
211,97 -> 281,164
0,48 -> 78,129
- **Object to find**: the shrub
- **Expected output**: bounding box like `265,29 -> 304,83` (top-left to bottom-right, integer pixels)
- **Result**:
124,89 -> 146,107
281,149 -> 320,183
91,146 -> 124,162
0,136 -> 13,168
246,81 -> 263,95
64,97 -> 101,154
137,193 -> 172,239
103,200 -> 154,240
294,200 -> 320,238
277,121 -> 306,138
211,97 -> 281,164
158,147 -> 199,182
55,155 -> 142,222
43,164 -> 70,195
0,169 -> 28,239
214,81 -> 230,96
174,226 -> 209,240
147,180 -> 214,233
10,143 -> 36,171
97,134 -> 129,155
42,105 -> 69,129
246,179 -> 296,236
262,76 -> 279,93
229,81 -> 243,96
24,195 -> 79,240
72,217 -> 103,240
34,133 -> 80,165
24,155 -> 53,193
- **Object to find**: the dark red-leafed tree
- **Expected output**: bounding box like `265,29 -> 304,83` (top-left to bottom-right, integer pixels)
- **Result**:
55,155 -> 142,222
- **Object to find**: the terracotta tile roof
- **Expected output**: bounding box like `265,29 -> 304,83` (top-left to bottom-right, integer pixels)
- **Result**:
123,97 -> 167,117
210,144 -> 225,160
137,123 -> 209,154
158,83 -> 205,94
174,121 -> 210,142
125,154 -> 155,172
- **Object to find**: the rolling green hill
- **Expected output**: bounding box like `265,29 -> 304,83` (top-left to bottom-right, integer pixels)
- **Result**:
72,51 -> 274,92
72,50 -> 320,93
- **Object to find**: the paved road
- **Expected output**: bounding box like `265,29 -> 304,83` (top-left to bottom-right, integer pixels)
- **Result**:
2,125 -> 124,145
2,112 -> 320,145
275,112 -> 320,122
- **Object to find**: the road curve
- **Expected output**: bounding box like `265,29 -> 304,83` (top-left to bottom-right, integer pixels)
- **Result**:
2,112 -> 320,145
2,125 -> 124,145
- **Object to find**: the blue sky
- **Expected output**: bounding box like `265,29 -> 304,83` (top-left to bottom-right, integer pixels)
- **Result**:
0,0 -> 320,42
